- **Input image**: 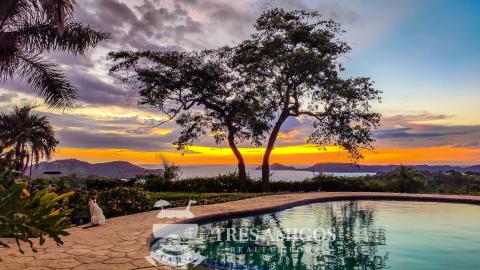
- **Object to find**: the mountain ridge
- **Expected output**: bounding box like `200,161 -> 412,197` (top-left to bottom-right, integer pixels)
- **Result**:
28,159 -> 163,179
257,162 -> 480,173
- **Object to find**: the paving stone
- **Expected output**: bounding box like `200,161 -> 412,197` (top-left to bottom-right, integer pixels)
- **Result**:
65,248 -> 92,256
1,192 -> 480,269
103,257 -> 134,264
72,263 -> 119,270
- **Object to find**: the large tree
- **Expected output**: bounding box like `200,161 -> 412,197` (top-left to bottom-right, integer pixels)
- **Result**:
0,0 -> 108,108
0,104 -> 58,176
232,9 -> 382,183
108,49 -> 271,186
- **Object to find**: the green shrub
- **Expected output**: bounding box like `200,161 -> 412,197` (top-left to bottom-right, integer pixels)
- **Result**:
382,166 -> 427,193
0,183 -> 73,253
31,178 -> 68,193
427,173 -> 480,194
143,174 -> 171,192
85,178 -> 125,190
168,173 -> 248,192
67,187 -> 154,225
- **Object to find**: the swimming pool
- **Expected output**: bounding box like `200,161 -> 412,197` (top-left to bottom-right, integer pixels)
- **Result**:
150,200 -> 480,269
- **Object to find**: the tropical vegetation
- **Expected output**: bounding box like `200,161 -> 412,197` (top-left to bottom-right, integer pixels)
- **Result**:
0,0 -> 106,256
0,0 -> 108,108
0,149 -> 73,254
0,104 -> 58,177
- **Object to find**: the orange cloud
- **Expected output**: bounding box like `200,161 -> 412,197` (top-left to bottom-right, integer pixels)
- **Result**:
53,145 -> 480,166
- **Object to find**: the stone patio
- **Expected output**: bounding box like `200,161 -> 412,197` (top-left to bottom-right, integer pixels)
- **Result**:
1,192 -> 480,269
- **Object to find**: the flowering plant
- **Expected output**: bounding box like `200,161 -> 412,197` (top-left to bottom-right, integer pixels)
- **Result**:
0,183 -> 74,254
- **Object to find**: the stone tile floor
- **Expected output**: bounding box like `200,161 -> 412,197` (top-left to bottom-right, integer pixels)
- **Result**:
1,192 -> 480,269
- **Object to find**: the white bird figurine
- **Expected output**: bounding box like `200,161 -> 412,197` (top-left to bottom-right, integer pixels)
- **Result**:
156,200 -> 196,218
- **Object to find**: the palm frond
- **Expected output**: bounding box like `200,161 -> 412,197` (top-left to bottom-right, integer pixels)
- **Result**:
0,0 -> 33,31
14,21 -> 109,54
17,53 -> 76,108
38,0 -> 76,29
1,0 -> 107,109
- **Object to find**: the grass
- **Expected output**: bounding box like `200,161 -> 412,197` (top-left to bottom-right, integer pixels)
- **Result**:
148,191 -> 272,208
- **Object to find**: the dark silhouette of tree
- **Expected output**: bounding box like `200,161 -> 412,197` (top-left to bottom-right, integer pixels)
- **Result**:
108,49 -> 271,186
0,104 -> 58,179
0,0 -> 109,108
0,148 -> 15,188
384,166 -> 427,193
232,9 -> 381,183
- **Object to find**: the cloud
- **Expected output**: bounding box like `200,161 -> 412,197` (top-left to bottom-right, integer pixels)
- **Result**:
0,92 -> 18,104
3,0 -> 476,156
455,141 -> 480,148
69,73 -> 135,106
373,114 -> 480,148
375,126 -> 477,139
56,128 -> 178,151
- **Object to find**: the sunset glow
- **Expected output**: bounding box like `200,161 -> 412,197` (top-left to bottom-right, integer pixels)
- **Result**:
1,0 -> 479,167
54,145 -> 480,166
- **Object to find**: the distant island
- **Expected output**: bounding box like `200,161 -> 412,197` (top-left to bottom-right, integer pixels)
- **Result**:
259,163 -> 298,171
28,159 -> 164,179
257,162 -> 480,173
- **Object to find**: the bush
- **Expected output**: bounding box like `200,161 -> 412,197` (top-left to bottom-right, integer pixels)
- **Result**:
31,178 -> 68,193
67,187 -> 154,225
85,178 -> 125,190
382,166 -> 427,193
0,183 -> 74,253
427,173 -> 480,194
143,174 -> 171,192
161,173 -> 384,193
168,173 -> 248,192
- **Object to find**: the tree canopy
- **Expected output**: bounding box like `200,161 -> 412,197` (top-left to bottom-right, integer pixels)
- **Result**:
108,49 -> 272,184
232,9 -> 382,182
0,104 -> 58,176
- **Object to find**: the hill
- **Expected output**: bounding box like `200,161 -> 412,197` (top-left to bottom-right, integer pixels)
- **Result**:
28,159 -> 164,179
256,162 -> 480,173
304,163 -> 480,173
255,163 -> 297,170
303,163 -> 396,173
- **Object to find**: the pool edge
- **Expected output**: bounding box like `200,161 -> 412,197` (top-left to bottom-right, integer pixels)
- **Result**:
180,193 -> 480,224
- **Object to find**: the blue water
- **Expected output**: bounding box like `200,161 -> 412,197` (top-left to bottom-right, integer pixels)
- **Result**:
158,200 -> 480,269
142,164 -> 372,181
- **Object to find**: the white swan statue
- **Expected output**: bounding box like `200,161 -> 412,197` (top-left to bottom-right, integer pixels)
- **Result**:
156,200 -> 196,218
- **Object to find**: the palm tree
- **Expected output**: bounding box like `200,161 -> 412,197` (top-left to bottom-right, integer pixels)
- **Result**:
0,0 -> 109,108
385,165 -> 427,193
0,104 -> 58,177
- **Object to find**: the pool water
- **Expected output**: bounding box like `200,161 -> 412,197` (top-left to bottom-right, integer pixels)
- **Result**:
181,200 -> 480,269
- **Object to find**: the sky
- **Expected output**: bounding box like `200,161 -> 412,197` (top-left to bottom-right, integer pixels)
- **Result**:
1,0 -> 479,166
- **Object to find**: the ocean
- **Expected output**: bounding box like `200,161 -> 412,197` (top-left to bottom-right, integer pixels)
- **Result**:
141,164 -> 372,181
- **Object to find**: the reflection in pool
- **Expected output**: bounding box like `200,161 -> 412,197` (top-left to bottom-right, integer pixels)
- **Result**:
151,201 -> 480,269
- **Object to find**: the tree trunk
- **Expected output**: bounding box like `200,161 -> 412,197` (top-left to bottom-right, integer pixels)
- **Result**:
28,149 -> 34,191
227,132 -> 247,189
14,142 -> 23,174
262,112 -> 289,184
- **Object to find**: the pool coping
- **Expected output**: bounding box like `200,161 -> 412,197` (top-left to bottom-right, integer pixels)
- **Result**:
181,192 -> 480,224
